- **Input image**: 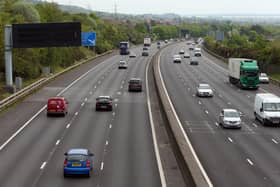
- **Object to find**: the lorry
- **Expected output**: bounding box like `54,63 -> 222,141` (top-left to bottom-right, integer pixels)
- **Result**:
254,93 -> 280,126
144,37 -> 151,47
228,58 -> 259,89
119,41 -> 130,55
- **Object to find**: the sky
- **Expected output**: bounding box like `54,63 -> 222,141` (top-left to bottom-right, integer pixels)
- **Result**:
45,0 -> 280,15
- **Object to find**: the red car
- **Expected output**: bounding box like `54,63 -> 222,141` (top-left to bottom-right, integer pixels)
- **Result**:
96,96 -> 113,111
128,78 -> 142,92
47,97 -> 68,116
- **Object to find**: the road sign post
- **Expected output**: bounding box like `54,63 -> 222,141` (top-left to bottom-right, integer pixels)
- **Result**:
4,25 -> 13,88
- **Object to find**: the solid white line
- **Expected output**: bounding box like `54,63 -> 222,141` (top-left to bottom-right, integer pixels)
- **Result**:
100,162 -> 104,170
55,139 -> 60,145
66,123 -> 71,129
158,49 -> 212,186
0,59 -> 107,151
146,52 -> 167,187
0,106 -> 46,151
272,139 -> 279,144
228,137 -> 233,143
40,162 -> 47,170
247,159 -> 254,166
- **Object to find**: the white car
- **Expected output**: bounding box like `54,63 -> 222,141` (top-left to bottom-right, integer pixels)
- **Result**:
184,53 -> 190,58
129,53 -> 136,58
259,73 -> 269,84
219,109 -> 242,129
179,49 -> 185,54
118,60 -> 128,69
196,84 -> 213,97
173,55 -> 182,63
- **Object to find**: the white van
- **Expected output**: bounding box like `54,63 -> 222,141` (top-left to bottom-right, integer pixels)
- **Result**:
254,93 -> 280,125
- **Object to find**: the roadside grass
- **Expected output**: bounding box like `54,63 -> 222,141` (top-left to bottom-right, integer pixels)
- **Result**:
270,74 -> 280,81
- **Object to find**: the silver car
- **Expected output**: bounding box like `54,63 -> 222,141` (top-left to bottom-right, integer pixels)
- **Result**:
118,60 -> 128,69
259,73 -> 269,84
219,109 -> 242,129
196,84 -> 213,97
173,55 -> 182,63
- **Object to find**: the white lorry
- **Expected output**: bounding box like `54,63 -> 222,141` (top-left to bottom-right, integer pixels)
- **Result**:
144,37 -> 151,47
254,93 -> 280,126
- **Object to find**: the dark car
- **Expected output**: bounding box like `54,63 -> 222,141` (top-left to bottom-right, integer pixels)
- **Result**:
128,78 -> 142,92
143,47 -> 148,51
63,148 -> 94,177
47,97 -> 68,116
190,57 -> 199,65
142,51 -> 149,56
96,96 -> 113,111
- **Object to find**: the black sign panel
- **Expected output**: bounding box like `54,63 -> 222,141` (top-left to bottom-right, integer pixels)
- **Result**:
12,22 -> 81,48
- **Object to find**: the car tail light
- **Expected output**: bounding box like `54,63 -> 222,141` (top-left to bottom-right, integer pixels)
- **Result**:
64,160 -> 68,167
86,160 -> 91,168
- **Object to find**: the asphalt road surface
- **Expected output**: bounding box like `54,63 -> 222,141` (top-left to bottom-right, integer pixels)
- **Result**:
159,42 -> 280,187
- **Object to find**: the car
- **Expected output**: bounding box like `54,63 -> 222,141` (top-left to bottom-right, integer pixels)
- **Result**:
190,57 -> 199,65
142,51 -> 149,56
196,83 -> 213,97
173,55 -> 182,63
128,78 -> 142,92
164,40 -> 168,43
47,97 -> 68,116
118,60 -> 128,69
96,96 -> 113,111
143,47 -> 148,51
186,42 -> 192,45
129,53 -> 136,58
194,52 -> 202,57
183,53 -> 190,58
219,109 -> 242,129
157,41 -> 161,45
259,73 -> 269,84
157,45 -> 161,49
63,148 -> 94,177
189,46 -> 194,50
179,49 -> 185,54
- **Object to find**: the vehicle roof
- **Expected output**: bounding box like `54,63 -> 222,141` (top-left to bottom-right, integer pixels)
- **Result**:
67,148 -> 88,155
97,96 -> 111,99
223,109 -> 238,113
129,78 -> 141,81
260,73 -> 267,76
199,83 -> 210,87
120,60 -> 126,62
256,93 -> 280,102
48,97 -> 65,100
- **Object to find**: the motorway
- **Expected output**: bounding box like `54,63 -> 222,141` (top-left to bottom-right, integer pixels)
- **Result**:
160,42 -> 280,187
0,45 -> 162,187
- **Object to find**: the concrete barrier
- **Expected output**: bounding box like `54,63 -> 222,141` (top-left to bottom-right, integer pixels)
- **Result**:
152,44 -> 213,187
0,50 -> 114,112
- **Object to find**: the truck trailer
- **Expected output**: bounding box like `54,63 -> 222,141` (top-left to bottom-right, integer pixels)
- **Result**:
228,58 -> 259,89
119,41 -> 130,55
144,37 -> 151,47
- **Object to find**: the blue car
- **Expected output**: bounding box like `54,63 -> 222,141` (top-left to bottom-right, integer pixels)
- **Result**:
63,148 -> 94,177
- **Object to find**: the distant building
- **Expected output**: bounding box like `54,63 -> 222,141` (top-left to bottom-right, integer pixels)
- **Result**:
208,30 -> 225,41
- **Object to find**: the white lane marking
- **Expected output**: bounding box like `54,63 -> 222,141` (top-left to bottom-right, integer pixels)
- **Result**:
205,110 -> 209,114
0,59 -> 109,151
252,123 -> 258,128
117,92 -> 122,95
55,140 -> 60,146
198,101 -> 202,105
247,159 -> 254,166
85,98 -> 88,102
105,141 -> 109,146
81,102 -> 85,106
146,49 -> 167,187
247,95 -> 250,98
112,112 -> 115,116
192,94 -> 195,97
215,122 -> 219,127
272,139 -> 279,144
100,162 -> 104,170
228,137 -> 233,143
90,91 -> 93,95
75,112 -> 78,116
0,106 -> 46,151
94,85 -> 97,89
115,104 -> 118,107
66,123 -> 71,129
40,162 -> 47,170
158,49 -> 211,187
109,124 -> 112,129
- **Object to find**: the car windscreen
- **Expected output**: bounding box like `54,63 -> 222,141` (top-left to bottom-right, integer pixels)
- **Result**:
199,85 -> 210,89
67,155 -> 87,162
263,103 -> 280,111
48,99 -> 62,105
224,111 -> 240,118
129,80 -> 141,84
